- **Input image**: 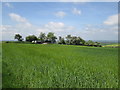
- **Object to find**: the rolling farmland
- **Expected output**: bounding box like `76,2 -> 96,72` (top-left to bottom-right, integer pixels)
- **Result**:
2,43 -> 118,88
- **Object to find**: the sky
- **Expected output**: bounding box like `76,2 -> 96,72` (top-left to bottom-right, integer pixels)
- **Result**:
1,2 -> 119,41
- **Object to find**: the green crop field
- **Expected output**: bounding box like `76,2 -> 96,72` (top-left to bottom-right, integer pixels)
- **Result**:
103,44 -> 120,48
2,43 -> 118,88
0,43 -> 2,89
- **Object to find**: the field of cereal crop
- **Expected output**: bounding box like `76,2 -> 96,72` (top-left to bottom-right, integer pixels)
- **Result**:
2,43 -> 118,88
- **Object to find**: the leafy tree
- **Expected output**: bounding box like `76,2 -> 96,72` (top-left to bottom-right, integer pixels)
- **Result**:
85,40 -> 101,47
66,35 -> 85,45
87,40 -> 95,46
84,42 -> 89,46
47,32 -> 57,43
58,36 -> 65,44
66,35 -> 72,45
26,35 -> 38,42
94,42 -> 102,47
78,37 -> 85,45
58,36 -> 62,44
61,38 -> 66,44
38,32 -> 46,43
14,34 -> 23,41
59,36 -> 62,41
70,36 -> 77,45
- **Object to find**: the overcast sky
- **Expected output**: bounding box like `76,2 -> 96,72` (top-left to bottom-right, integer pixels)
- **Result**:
1,2 -> 119,41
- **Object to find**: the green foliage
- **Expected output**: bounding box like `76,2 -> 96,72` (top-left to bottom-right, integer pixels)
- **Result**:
85,41 -> 102,47
2,43 -> 118,88
47,32 -> 57,43
87,40 -> 95,46
14,34 -> 23,41
94,42 -> 102,47
58,36 -> 66,44
26,35 -> 38,42
14,33 -> 101,47
65,35 -> 86,45
38,32 -> 46,43
66,35 -> 72,45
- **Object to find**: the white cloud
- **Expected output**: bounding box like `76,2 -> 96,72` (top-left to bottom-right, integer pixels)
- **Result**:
3,14 -> 75,40
45,22 -> 65,29
1,25 -> 18,40
9,13 -> 32,27
77,13 -> 119,40
1,25 -> 12,31
9,13 -> 27,23
79,25 -> 118,40
37,21 -> 75,38
104,14 -> 119,26
2,23 -> 118,41
37,22 -> 74,34
2,12 -> 118,41
4,3 -> 13,8
1,24 -> 39,40
55,11 -> 66,18
1,13 -> 35,40
72,8 -> 81,15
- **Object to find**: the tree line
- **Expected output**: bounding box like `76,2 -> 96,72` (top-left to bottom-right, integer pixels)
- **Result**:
14,32 -> 102,47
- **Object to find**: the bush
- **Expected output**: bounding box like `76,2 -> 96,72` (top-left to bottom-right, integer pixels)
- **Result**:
5,41 -> 9,43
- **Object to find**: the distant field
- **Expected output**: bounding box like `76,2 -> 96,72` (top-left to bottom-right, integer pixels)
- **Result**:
103,44 -> 120,48
2,43 -> 118,88
100,42 -> 118,46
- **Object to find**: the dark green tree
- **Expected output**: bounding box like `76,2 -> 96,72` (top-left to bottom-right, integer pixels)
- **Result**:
14,34 -> 23,41
66,35 -> 85,45
58,36 -> 65,44
86,40 -> 95,46
47,32 -> 57,43
78,37 -> 85,45
70,36 -> 77,45
38,32 -> 46,43
94,42 -> 102,47
26,35 -> 38,42
66,35 -> 72,45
